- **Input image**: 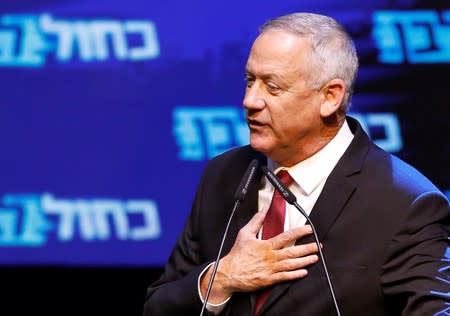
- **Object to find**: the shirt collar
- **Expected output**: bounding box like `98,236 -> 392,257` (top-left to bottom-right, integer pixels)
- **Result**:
268,119 -> 354,195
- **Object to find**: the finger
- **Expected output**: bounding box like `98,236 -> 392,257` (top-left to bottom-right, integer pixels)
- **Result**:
273,254 -> 319,273
278,242 -> 319,260
243,211 -> 267,235
270,225 -> 313,249
271,268 -> 309,283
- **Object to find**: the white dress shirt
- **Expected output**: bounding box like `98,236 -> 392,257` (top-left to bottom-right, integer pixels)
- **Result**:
260,120 -> 354,234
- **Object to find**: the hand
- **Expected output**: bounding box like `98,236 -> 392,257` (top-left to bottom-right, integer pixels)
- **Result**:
200,210 -> 319,303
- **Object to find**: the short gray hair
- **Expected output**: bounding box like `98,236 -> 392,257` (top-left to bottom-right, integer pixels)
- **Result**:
260,12 -> 359,112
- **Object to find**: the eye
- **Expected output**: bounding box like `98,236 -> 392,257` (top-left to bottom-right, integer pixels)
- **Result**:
245,75 -> 255,88
266,82 -> 281,94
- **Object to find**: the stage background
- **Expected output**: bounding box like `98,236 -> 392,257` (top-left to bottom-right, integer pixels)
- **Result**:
1,0 -> 449,315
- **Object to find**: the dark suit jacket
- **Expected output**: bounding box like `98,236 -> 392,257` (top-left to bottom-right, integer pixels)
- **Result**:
143,117 -> 450,315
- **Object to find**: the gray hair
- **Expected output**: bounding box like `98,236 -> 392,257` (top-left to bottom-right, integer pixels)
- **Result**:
260,12 -> 359,112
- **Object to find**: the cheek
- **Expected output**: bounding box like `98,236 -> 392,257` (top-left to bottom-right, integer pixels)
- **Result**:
272,105 -> 301,132
274,107 -> 314,141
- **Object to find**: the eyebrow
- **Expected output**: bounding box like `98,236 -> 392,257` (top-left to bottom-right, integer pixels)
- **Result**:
245,68 -> 285,82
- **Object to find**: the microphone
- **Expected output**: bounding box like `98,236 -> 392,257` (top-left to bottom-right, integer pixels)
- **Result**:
199,159 -> 259,316
261,166 -> 342,316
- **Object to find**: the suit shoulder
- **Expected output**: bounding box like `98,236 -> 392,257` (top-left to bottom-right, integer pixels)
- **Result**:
366,144 -> 444,197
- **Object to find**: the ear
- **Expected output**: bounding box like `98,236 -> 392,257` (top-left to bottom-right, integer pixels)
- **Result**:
319,78 -> 346,117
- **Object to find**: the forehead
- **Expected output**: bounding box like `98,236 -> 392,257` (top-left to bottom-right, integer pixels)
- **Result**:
246,30 -> 310,77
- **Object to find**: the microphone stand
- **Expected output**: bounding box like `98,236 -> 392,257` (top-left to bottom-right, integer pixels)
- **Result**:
199,159 -> 259,316
291,200 -> 341,316
199,199 -> 240,316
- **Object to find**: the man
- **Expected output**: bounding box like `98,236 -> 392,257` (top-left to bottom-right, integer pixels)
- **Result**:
143,12 -> 450,315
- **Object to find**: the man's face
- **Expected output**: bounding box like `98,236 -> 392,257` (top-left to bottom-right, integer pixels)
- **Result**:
243,30 -> 323,165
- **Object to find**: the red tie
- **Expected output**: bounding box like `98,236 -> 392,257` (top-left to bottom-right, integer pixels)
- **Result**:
253,170 -> 293,315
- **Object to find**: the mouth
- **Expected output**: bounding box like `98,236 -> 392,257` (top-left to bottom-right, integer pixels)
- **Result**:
247,118 -> 264,129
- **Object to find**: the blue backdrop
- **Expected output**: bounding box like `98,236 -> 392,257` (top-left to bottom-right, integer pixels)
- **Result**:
1,0 -> 449,267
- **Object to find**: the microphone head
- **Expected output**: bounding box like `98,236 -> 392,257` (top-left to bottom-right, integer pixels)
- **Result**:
234,159 -> 259,201
261,166 -> 297,204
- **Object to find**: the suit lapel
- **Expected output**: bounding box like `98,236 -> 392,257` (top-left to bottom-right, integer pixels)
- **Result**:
308,116 -> 371,242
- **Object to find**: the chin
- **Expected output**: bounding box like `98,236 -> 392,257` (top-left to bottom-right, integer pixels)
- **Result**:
249,136 -> 274,155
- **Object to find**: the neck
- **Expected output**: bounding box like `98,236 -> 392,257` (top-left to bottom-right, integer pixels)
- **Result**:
272,116 -> 345,167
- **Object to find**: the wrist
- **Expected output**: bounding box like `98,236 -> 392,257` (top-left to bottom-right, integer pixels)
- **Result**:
200,261 -> 232,303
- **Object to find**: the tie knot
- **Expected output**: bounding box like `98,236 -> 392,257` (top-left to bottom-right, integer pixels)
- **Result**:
276,170 -> 293,187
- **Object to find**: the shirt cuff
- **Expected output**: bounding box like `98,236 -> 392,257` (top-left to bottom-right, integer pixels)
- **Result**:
197,261 -> 231,315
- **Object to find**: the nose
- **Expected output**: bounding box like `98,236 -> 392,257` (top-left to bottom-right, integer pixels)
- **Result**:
243,82 -> 266,111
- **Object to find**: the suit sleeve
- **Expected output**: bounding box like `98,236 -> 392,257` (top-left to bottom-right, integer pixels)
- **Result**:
142,172 -> 215,316
381,191 -> 450,315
